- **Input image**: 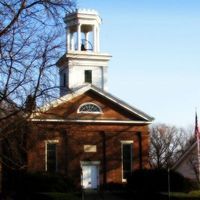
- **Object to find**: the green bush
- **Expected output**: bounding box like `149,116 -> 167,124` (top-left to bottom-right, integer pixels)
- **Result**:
127,169 -> 193,192
3,169 -> 75,198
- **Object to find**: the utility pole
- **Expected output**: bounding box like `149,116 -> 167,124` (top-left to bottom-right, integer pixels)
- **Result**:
168,168 -> 171,200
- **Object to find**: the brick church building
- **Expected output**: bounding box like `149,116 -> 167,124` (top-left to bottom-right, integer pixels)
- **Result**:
28,9 -> 154,189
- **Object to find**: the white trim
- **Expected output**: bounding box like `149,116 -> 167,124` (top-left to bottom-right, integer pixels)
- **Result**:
30,84 -> 154,122
121,141 -> 133,182
45,140 -> 59,144
45,140 -> 59,172
80,161 -> 100,166
121,140 -> 134,144
30,118 -> 151,124
77,102 -> 102,114
66,52 -> 111,60
90,86 -> 154,121
30,85 -> 93,117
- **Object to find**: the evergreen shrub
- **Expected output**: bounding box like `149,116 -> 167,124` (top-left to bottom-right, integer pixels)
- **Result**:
127,169 -> 193,192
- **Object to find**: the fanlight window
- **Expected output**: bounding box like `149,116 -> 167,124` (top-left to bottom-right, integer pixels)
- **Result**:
78,103 -> 102,114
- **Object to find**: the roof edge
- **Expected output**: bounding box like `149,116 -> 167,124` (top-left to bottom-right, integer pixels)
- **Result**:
30,118 -> 152,124
172,141 -> 196,170
30,84 -> 154,122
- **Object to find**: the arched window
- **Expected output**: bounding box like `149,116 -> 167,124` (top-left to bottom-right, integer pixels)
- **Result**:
78,102 -> 102,114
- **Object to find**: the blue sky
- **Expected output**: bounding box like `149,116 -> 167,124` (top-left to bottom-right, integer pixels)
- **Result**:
77,0 -> 200,128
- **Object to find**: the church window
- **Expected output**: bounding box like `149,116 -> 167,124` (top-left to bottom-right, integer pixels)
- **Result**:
78,102 -> 102,114
85,70 -> 92,83
121,141 -> 133,182
45,140 -> 58,173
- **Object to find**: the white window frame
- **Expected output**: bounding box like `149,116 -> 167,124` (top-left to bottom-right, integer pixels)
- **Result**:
77,102 -> 102,114
121,140 -> 134,182
45,140 -> 59,172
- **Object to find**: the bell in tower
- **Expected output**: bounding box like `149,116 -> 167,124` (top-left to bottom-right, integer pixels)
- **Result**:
65,11 -> 100,53
56,9 -> 111,96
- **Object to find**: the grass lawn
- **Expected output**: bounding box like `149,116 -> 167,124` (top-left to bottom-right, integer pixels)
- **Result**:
29,192 -> 81,200
160,190 -> 200,199
124,191 -> 200,200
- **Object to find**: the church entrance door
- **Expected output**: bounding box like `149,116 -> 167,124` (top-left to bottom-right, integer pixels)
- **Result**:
81,163 -> 99,189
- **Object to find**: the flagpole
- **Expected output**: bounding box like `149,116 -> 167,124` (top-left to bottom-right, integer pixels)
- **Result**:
195,111 -> 200,182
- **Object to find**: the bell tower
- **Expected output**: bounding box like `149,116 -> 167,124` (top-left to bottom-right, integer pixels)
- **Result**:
57,9 -> 111,96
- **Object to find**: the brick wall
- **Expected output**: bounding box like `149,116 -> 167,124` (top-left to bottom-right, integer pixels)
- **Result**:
27,123 -> 150,187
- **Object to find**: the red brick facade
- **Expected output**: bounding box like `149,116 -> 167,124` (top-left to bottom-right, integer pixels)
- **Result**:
28,88 -> 152,188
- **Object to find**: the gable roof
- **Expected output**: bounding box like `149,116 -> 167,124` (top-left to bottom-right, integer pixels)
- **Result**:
30,84 -> 154,123
172,141 -> 197,170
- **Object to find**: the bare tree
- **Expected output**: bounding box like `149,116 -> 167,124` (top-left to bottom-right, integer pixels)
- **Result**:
149,123 -> 190,169
0,0 -> 76,123
0,1 -> 76,192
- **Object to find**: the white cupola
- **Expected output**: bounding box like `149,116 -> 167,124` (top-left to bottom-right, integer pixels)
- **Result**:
56,9 -> 111,96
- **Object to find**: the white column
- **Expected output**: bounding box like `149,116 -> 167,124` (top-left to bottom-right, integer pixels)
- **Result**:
77,24 -> 81,51
93,25 -> 97,52
96,26 -> 100,52
85,32 -> 89,50
71,32 -> 74,51
102,67 -> 108,91
66,28 -> 70,51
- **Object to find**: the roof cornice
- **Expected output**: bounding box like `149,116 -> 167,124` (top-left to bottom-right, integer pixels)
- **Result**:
30,84 -> 154,122
29,118 -> 152,124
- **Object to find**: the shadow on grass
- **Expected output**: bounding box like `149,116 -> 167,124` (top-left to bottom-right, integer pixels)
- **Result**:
14,192 -> 81,200
124,192 -> 200,200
